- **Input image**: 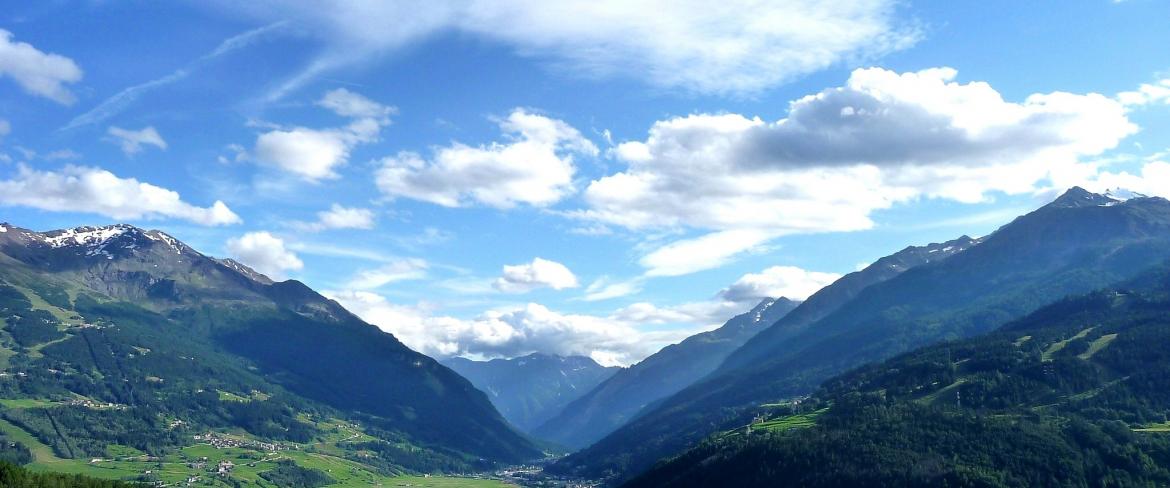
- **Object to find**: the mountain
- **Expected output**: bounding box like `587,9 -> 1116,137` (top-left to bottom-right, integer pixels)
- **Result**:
625,264 -> 1170,487
551,188 -> 1170,482
721,236 -> 980,373
532,297 -> 799,449
442,353 -> 618,433
0,222 -> 541,483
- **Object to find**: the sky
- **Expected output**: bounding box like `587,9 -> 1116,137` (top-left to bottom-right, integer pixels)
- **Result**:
1,1 -> 1169,366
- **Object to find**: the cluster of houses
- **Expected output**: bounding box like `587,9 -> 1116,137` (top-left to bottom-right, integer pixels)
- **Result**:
67,398 -> 127,410
193,432 -> 295,452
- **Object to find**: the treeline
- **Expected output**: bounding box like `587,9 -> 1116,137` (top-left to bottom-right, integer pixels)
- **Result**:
625,274 -> 1170,487
0,461 -> 142,487
259,460 -> 335,487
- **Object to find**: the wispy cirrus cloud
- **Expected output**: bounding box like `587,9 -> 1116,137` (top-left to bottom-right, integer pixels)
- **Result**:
62,22 -> 286,131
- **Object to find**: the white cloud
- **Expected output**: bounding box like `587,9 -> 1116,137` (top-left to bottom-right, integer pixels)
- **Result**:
0,119 -> 10,137
1117,78 -> 1170,107
0,29 -> 82,105
254,89 -> 392,180
328,260 -> 837,365
719,265 -> 841,302
317,87 -> 397,118
345,258 -> 429,289
376,109 -> 597,208
493,257 -> 579,293
327,291 -> 703,366
582,276 -> 643,302
63,23 -> 286,130
639,229 -> 774,277
221,1 -> 916,97
1076,159 -> 1170,199
226,232 -> 303,280
573,67 -> 1138,276
292,203 -> 375,232
106,126 -> 168,155
0,165 -> 241,226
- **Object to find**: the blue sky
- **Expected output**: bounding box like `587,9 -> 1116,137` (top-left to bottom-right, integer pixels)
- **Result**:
1,0 -> 1169,366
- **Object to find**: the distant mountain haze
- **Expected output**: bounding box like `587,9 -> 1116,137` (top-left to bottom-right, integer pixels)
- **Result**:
442,353 -> 619,433
532,297 -> 799,449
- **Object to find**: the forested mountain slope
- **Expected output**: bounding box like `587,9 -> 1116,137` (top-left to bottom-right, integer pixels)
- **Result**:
0,222 -> 540,484
553,188 -> 1170,482
532,298 -> 798,449
627,264 -> 1170,487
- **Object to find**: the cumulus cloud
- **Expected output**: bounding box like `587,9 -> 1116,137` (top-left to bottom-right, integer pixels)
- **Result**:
719,266 -> 841,302
1074,159 -> 1170,199
327,259 -> 837,364
327,291 -> 703,366
0,165 -> 241,226
0,29 -> 83,105
376,109 -> 597,208
106,126 -> 167,155
292,203 -> 375,232
345,258 -> 429,289
219,1 -> 916,97
574,67 -> 1138,275
226,232 -> 303,280
1117,78 -> 1170,107
493,257 -> 579,293
254,89 -> 392,180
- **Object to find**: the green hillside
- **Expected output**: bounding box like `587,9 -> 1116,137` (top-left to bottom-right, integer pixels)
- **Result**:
625,265 -> 1170,487
0,223 -> 539,485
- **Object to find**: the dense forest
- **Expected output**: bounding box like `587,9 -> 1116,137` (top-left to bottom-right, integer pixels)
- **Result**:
624,265 -> 1170,487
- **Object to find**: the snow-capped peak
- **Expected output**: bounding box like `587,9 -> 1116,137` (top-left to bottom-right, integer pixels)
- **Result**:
0,223 -> 8,233
43,224 -> 137,248
1102,187 -> 1148,204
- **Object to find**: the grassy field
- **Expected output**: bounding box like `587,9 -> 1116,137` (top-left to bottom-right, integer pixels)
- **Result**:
1078,333 -> 1118,360
1134,421 -> 1170,433
0,412 -> 514,487
753,409 -> 826,432
1042,327 -> 1095,361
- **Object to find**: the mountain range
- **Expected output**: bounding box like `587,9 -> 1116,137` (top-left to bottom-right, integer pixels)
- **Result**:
0,222 -> 540,483
442,353 -> 619,433
550,187 -> 1170,482
627,261 -> 1170,486
531,297 -> 799,449
6,187 -> 1170,487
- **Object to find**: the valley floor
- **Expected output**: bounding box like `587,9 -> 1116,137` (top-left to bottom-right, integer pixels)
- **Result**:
0,408 -> 513,487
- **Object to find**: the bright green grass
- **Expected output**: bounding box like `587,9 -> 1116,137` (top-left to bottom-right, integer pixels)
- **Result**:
217,390 -> 251,402
1,412 -> 511,486
753,409 -> 827,432
11,285 -> 80,325
1042,327 -> 1095,362
1078,333 -> 1118,360
1134,421 -> 1170,433
1014,335 -> 1032,347
0,398 -> 57,409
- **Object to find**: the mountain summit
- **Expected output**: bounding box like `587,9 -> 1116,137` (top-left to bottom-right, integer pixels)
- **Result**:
552,188 -> 1170,482
0,222 -> 541,468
